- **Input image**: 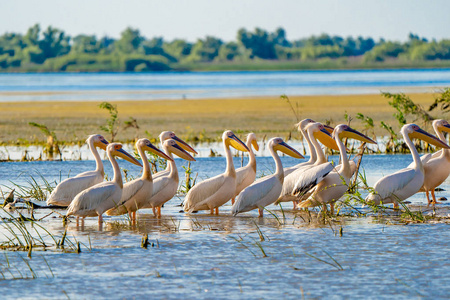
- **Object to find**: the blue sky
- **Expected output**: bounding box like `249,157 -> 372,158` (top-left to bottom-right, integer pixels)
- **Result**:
1,0 -> 449,42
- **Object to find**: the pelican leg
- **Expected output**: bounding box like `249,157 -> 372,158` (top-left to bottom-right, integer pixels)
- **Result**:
330,203 -> 335,215
231,197 -> 235,205
426,191 -> 432,206
393,202 -> 399,210
131,211 -> 136,223
431,189 -> 437,206
152,207 -> 157,217
157,206 -> 162,218
293,201 -> 297,210
258,208 -> 263,217
76,217 -> 79,227
98,214 -> 103,224
214,207 -> 219,215
210,208 -> 214,215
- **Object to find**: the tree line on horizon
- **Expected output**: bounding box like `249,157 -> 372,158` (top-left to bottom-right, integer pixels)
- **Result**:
0,24 -> 450,72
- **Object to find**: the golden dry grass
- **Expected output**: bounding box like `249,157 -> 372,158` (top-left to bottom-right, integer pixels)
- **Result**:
0,92 -> 442,144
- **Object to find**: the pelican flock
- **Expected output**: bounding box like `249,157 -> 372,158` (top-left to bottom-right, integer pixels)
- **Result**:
15,118 -> 449,226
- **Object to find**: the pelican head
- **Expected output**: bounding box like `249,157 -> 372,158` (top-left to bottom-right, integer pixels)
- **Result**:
223,130 -> 249,152
403,124 -> 450,149
333,124 -> 377,144
270,137 -> 304,159
137,138 -> 173,162
159,131 -> 198,154
306,122 -> 339,151
295,119 -> 315,131
107,143 -> 142,167
433,119 -> 450,134
246,133 -> 259,151
164,139 -> 196,161
88,134 -> 109,150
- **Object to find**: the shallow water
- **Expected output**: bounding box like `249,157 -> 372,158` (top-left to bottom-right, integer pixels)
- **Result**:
0,154 -> 449,299
1,69 -> 450,101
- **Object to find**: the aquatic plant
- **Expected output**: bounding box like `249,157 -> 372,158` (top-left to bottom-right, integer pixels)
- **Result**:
28,122 -> 62,160
428,87 -> 450,113
99,102 -> 119,142
0,208 -> 89,255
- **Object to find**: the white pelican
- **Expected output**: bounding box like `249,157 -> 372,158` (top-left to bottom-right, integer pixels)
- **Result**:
298,124 -> 376,213
366,124 -> 450,208
67,143 -> 142,224
153,131 -> 198,180
407,120 -> 450,205
231,138 -> 304,217
139,139 -> 196,217
104,138 -> 174,220
231,133 -> 259,205
183,130 -> 249,215
46,134 -> 110,207
278,122 -> 339,205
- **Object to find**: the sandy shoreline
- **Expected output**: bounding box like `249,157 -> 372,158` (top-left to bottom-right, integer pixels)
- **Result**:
0,92 -> 442,144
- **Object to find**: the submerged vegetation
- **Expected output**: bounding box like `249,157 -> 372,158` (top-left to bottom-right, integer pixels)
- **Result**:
1,25 -> 450,72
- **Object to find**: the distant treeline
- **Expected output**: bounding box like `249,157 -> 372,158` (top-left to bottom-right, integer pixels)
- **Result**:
1,24 -> 450,72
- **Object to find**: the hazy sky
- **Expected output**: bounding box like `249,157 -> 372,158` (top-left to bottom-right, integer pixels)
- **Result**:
1,0 -> 449,42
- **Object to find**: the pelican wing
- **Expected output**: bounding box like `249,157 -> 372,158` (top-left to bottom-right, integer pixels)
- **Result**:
291,163 -> 334,198
47,171 -> 103,206
235,165 -> 257,196
284,161 -> 312,177
67,182 -> 117,215
184,174 -> 227,211
118,179 -> 145,205
371,168 -> 416,200
152,168 -> 170,180
280,164 -> 315,198
233,175 -> 280,214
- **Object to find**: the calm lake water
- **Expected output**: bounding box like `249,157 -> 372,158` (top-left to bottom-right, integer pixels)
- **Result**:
1,69 -> 450,101
0,153 -> 449,299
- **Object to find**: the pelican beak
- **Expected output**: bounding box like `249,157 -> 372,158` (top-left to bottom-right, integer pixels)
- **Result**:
116,148 -> 143,167
144,143 -> 173,162
96,138 -> 110,150
411,128 -> 450,149
229,134 -> 249,152
251,139 -> 259,151
440,123 -> 450,133
323,124 -> 334,134
171,143 -> 196,161
172,135 -> 198,154
274,141 -> 304,159
341,127 -> 377,144
314,127 -> 339,151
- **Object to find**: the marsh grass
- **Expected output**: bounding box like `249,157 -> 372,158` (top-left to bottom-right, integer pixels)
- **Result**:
0,252 -> 54,280
304,249 -> 344,271
2,171 -> 57,203
0,208 -> 89,254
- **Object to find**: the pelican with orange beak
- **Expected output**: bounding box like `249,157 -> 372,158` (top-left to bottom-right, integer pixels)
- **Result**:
298,124 -> 377,212
153,131 -> 198,180
184,130 -> 249,215
47,134 -> 111,207
67,143 -> 142,224
366,124 -> 450,208
232,137 -> 304,217
105,138 -> 173,220
278,122 -> 339,206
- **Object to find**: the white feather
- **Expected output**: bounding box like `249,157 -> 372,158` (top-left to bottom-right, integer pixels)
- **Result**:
47,171 -> 104,206
67,182 -> 120,217
232,175 -> 281,214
